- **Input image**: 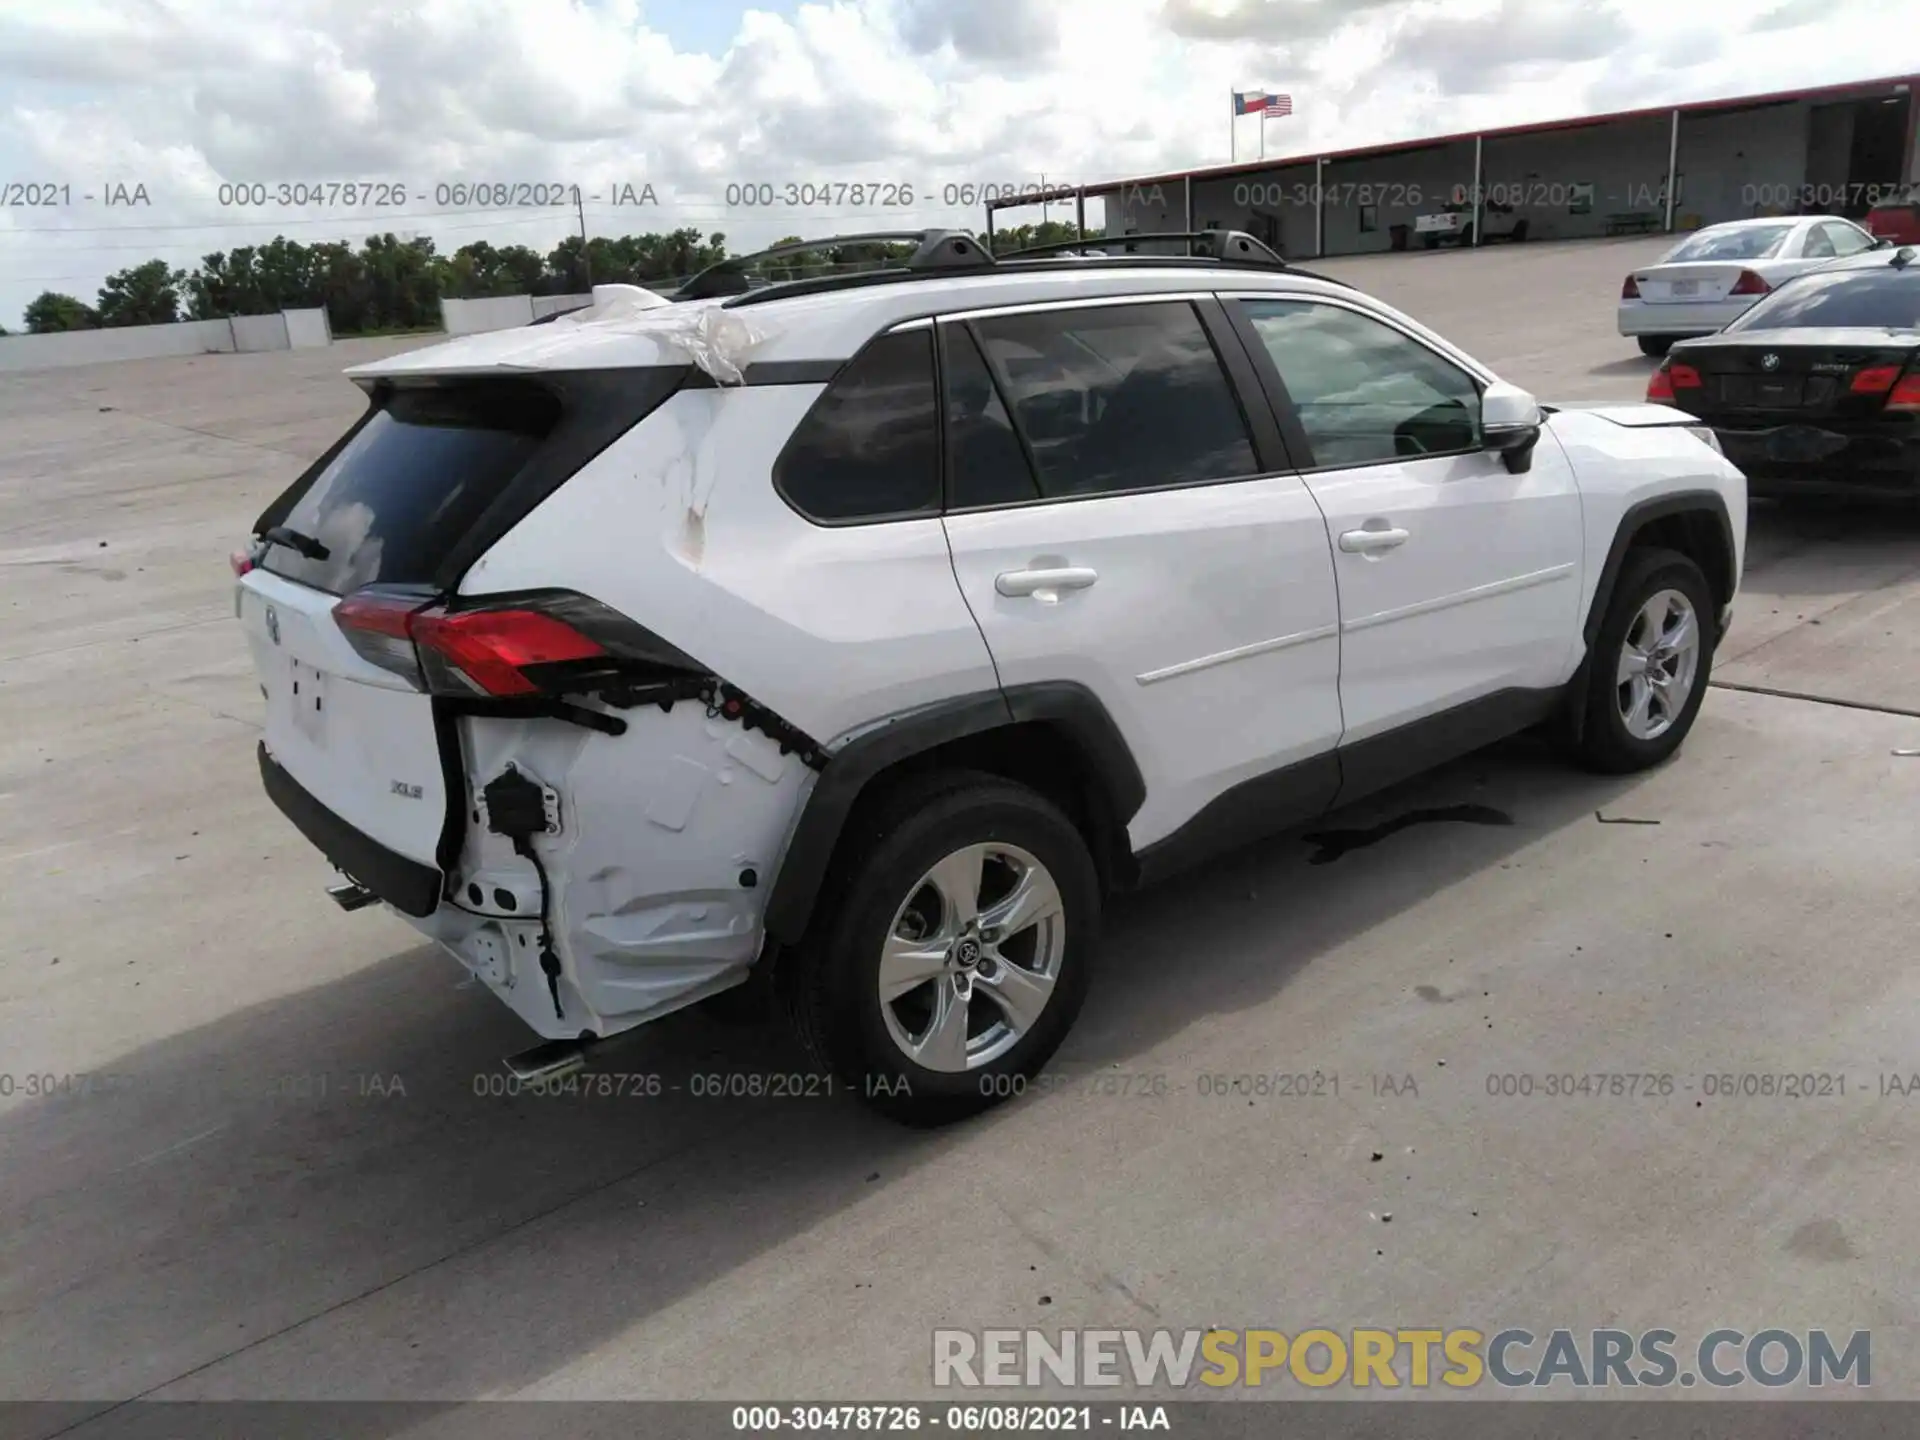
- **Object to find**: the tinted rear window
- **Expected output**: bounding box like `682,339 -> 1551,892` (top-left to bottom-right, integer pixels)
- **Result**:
1726,269 -> 1920,331
1665,226 -> 1794,263
263,382 -> 561,594
775,330 -> 940,523
970,301 -> 1257,499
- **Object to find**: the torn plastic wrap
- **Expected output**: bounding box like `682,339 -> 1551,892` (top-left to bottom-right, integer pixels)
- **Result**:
644,305 -> 769,385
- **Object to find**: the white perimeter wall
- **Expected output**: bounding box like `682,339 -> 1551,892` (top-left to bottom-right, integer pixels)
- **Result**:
0,318 -> 237,372
443,293 -> 596,335
284,308 -> 331,348
229,313 -> 289,352
442,294 -> 534,334
531,293 -> 593,319
0,307 -> 341,372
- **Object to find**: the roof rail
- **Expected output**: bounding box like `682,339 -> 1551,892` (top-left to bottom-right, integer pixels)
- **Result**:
998,229 -> 1284,265
675,229 -> 992,300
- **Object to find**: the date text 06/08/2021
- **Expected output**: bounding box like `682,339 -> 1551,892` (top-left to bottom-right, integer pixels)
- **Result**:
728,1404 -> 1165,1432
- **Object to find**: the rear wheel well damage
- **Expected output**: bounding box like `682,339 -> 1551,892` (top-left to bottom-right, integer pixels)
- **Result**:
760,684 -> 1144,949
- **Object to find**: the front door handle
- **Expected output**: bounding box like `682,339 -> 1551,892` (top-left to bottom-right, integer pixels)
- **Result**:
1338,526 -> 1410,554
995,566 -> 1099,602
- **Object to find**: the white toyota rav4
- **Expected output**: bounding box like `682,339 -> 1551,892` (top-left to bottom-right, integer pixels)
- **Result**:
235,230 -> 1746,1125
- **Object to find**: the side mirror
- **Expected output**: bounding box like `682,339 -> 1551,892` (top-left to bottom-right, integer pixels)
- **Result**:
1482,380 -> 1542,474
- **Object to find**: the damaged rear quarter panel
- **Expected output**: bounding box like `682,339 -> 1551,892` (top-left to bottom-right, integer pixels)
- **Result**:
437,384 -> 999,1038
439,705 -> 815,1039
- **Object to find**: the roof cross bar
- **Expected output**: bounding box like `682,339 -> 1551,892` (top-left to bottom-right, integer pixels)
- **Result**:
675,229 -> 993,300
997,229 -> 1285,266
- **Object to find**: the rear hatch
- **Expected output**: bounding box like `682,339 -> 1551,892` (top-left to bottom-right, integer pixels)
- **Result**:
240,369 -> 683,911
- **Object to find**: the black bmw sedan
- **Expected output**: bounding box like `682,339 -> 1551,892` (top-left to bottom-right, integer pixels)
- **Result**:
1646,246 -> 1920,496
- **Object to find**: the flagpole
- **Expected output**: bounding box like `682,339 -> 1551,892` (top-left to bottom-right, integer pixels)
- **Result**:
1229,91 -> 1236,164
1259,110 -> 1266,163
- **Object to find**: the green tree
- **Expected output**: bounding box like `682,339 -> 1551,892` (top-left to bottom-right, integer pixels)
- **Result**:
24,291 -> 99,333
96,259 -> 186,326
986,220 -> 1085,257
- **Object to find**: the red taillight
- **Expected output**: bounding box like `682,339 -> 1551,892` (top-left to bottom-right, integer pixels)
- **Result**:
1646,366 -> 1675,403
1887,373 -> 1920,412
1622,274 -> 1641,299
411,609 -> 607,697
230,549 -> 254,577
331,590 -> 656,698
1728,270 -> 1771,297
1668,362 -> 1702,389
1852,365 -> 1902,395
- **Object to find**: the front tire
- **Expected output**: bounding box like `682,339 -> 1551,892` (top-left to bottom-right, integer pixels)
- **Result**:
1568,547 -> 1715,774
785,771 -> 1100,1126
1637,335 -> 1673,357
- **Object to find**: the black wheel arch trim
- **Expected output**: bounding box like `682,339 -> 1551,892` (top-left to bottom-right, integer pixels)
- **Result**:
1566,489 -> 1736,742
1583,490 -> 1737,650
762,681 -> 1146,945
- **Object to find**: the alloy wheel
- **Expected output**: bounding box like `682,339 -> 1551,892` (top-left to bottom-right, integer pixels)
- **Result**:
876,842 -> 1068,1073
1616,588 -> 1701,741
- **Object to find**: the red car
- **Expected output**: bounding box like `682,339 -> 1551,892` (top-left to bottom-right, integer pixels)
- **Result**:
1867,192 -> 1920,246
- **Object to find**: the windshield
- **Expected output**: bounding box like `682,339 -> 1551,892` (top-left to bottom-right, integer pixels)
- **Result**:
1663,225 -> 1795,263
1725,267 -> 1920,331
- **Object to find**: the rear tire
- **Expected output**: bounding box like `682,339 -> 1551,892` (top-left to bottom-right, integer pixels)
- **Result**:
783,771 -> 1100,1126
1567,547 -> 1715,775
1637,335 -> 1673,357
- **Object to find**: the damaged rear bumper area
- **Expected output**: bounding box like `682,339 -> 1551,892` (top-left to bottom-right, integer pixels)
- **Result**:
260,691 -> 821,1044
426,696 -> 818,1042
258,744 -> 440,917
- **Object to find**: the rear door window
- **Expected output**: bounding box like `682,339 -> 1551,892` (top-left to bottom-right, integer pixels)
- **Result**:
775,330 -> 941,523
967,300 -> 1258,499
942,324 -> 1041,509
262,381 -> 562,594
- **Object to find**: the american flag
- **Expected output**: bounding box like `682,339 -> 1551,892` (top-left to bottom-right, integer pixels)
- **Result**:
1234,90 -> 1293,117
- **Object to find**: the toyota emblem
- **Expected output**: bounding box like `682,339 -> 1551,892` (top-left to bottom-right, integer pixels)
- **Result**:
955,937 -> 981,967
1761,352 -> 1781,372
265,604 -> 281,645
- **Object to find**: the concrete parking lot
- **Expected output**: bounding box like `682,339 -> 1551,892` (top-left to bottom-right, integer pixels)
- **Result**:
4,238 -> 1919,1423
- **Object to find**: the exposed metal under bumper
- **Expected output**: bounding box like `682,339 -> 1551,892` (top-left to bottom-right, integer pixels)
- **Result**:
325,880 -> 379,912
502,1036 -> 598,1085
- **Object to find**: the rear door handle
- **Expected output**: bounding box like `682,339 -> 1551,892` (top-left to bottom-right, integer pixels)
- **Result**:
1338,526 -> 1410,554
995,567 -> 1099,602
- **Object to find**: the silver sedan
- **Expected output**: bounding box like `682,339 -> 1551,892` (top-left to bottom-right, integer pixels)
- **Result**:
1617,215 -> 1883,355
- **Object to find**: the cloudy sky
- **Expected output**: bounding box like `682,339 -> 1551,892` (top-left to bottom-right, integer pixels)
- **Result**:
0,0 -> 1914,328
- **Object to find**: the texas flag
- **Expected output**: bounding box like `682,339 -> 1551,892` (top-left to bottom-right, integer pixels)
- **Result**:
1234,91 -> 1294,116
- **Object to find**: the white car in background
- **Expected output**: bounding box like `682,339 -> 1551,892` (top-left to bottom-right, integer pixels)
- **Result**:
1618,215 -> 1883,355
